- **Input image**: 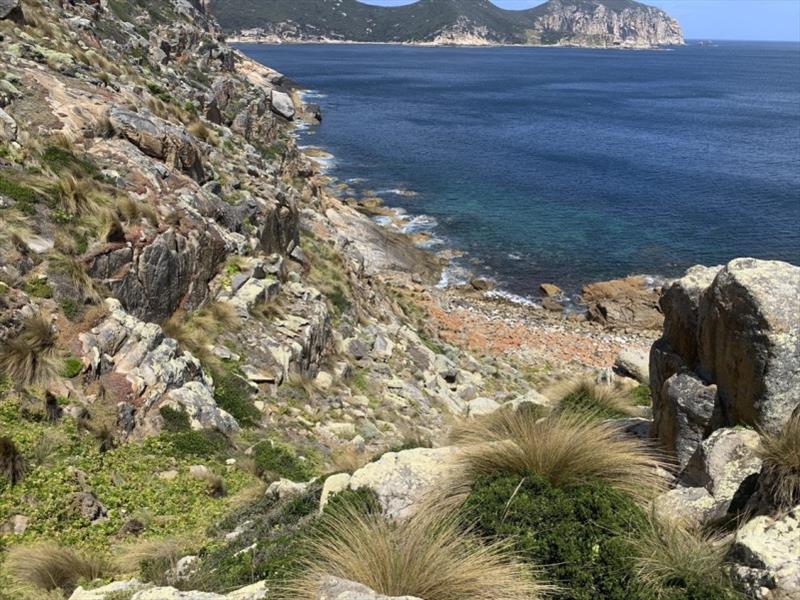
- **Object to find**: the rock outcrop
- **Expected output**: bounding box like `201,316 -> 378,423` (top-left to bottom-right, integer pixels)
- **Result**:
651,259 -> 800,465
316,577 -> 423,600
581,275 -> 663,330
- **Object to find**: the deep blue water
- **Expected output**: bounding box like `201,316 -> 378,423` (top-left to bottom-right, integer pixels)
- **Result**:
239,42 -> 800,297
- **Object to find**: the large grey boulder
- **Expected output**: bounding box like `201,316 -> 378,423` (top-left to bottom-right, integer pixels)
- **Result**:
0,0 -> 20,20
614,347 -> 650,384
650,259 -> 800,464
0,107 -> 17,141
653,486 -> 721,527
329,446 -> 460,519
730,505 -> 800,599
697,258 -> 800,434
69,579 -> 268,599
270,89 -> 295,120
654,372 -> 718,468
108,106 -> 205,181
316,576 -> 422,600
682,427 -> 762,514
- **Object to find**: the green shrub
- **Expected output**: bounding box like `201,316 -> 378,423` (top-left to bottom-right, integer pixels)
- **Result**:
213,371 -> 260,427
253,442 -> 316,482
631,385 -> 652,407
23,277 -> 53,299
462,472 -> 645,600
557,380 -> 632,420
61,357 -> 83,379
61,298 -> 81,320
169,430 -> 228,458
159,405 -> 191,433
0,175 -> 39,206
323,487 -> 381,518
41,145 -> 99,178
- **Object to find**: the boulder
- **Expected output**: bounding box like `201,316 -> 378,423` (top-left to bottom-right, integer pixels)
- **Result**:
70,580 -> 269,599
270,89 -> 295,120
581,275 -> 663,330
0,107 -> 17,141
319,472 -> 352,512
466,396 -> 501,417
345,446 -> 461,519
653,486 -> 722,527
697,258 -> 800,434
730,505 -> 800,600
539,283 -> 562,297
316,576 -> 422,600
108,106 -> 205,181
614,347 -> 650,384
71,492 -> 107,522
0,0 -> 20,20
682,427 -> 762,514
654,372 -> 718,468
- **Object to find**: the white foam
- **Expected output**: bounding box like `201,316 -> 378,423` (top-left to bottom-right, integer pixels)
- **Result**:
507,252 -> 523,261
485,289 -> 541,309
375,188 -> 418,197
401,214 -> 439,234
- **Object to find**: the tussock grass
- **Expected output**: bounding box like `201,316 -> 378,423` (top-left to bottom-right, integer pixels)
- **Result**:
116,195 -> 158,227
0,312 -> 59,387
55,173 -> 101,216
631,513 -> 739,598
49,255 -> 102,302
287,503 -> 548,600
162,301 -> 239,366
448,403 -> 545,445
757,412 -> 800,509
114,537 -> 188,585
453,410 -> 667,503
5,543 -> 111,593
0,436 -> 26,486
331,445 -> 370,473
550,378 -> 638,419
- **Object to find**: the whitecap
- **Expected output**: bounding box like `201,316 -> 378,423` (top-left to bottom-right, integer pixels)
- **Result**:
507,252 -> 523,261
485,289 -> 541,309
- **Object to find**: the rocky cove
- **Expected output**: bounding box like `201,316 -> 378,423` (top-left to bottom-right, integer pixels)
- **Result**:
0,2 -> 798,600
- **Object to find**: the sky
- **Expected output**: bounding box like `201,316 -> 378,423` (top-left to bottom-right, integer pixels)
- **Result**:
361,0 -> 800,42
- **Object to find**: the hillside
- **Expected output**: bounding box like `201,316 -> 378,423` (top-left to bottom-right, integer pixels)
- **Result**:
211,0 -> 685,48
0,1 -> 797,600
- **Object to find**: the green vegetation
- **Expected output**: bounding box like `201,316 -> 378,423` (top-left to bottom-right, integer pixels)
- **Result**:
757,411 -> 800,509
556,379 -> 636,420
631,384 -> 652,406
159,405 -> 191,433
61,357 -> 82,379
168,430 -> 229,459
4,542 -> 110,595
41,145 -> 99,178
23,278 -> 53,299
212,370 -> 260,427
0,436 -> 26,488
464,473 -> 643,599
253,441 -> 317,482
0,174 -> 40,208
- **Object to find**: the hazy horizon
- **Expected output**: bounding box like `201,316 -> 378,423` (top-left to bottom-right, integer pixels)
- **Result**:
361,0 -> 800,43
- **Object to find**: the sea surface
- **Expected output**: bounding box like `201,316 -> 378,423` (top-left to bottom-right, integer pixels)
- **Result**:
239,42 -> 800,299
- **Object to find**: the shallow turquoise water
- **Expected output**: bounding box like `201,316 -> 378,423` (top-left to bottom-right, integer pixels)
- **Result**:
240,42 -> 800,297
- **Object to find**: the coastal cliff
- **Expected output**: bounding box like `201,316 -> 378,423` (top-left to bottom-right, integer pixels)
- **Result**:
1,1 -> 797,600
214,0 -> 684,48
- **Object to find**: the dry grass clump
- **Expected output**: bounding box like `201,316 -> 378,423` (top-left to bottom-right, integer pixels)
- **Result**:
757,412 -> 800,509
5,542 -> 111,593
454,410 -> 666,503
0,436 -> 26,486
550,378 -> 638,419
631,513 -> 737,598
161,301 -> 239,365
0,312 -> 59,387
116,195 -> 159,227
448,403 -> 545,445
288,504 -> 547,600
49,255 -> 102,303
55,173 -> 101,216
331,445 -> 371,473
114,537 -> 189,584
187,120 -> 216,145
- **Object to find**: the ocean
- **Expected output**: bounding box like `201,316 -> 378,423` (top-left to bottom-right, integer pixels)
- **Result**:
239,42 -> 800,299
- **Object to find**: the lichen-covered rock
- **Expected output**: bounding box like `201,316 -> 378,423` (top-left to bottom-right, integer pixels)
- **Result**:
730,505 -> 800,599
270,89 -> 295,119
316,576 -> 422,600
0,107 -> 17,141
697,258 -> 800,434
654,486 -> 722,527
344,446 -> 460,519
69,580 -> 268,599
613,347 -> 650,383
79,299 -> 239,437
0,0 -> 20,20
109,106 -> 205,181
581,275 -> 663,330
682,427 -> 762,514
654,372 -> 718,468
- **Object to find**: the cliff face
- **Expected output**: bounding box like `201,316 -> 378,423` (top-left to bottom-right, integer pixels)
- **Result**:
525,0 -> 684,47
215,0 -> 684,48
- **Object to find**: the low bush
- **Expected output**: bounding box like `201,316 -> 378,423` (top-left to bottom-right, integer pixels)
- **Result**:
213,370 -> 260,427
23,277 -> 53,299
253,441 -> 317,482
61,356 -> 83,379
169,430 -> 229,458
0,436 -> 26,487
462,472 -> 644,600
555,379 -> 636,419
159,405 -> 191,432
757,412 -> 800,509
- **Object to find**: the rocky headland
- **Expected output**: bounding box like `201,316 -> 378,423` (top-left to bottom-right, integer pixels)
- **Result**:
216,0 -> 684,49
0,1 -> 797,600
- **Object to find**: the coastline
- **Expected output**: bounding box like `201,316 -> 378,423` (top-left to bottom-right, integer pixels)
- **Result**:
289,95 -> 663,373
230,37 -> 682,50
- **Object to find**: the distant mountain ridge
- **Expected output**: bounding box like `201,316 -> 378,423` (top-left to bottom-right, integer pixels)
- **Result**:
210,0 -> 684,48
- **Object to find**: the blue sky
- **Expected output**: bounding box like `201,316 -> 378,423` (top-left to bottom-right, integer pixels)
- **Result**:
361,0 -> 800,41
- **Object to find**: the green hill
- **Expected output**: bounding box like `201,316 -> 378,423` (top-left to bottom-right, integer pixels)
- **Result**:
210,0 -> 684,48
